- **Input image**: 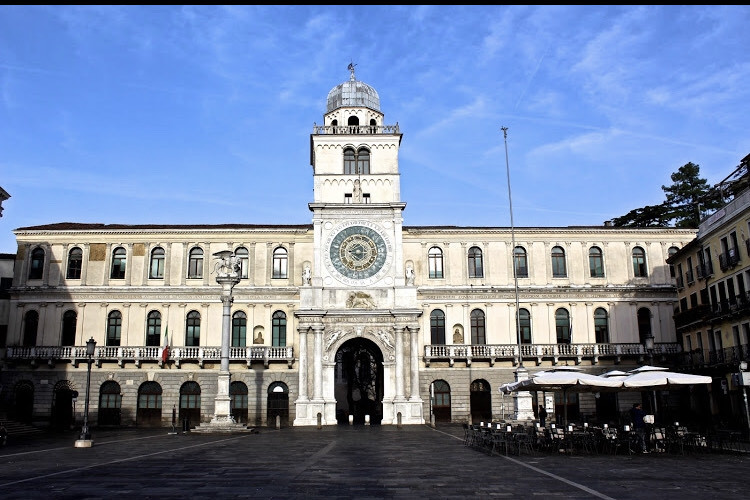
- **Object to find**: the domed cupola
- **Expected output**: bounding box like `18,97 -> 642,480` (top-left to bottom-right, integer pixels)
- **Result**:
326,63 -> 380,113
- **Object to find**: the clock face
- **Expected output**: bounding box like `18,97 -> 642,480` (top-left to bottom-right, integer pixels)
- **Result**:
328,224 -> 389,282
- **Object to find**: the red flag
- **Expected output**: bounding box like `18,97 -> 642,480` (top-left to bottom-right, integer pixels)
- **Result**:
161,326 -> 170,363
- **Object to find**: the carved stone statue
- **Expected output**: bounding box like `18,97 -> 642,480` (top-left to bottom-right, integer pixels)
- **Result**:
405,265 -> 415,285
213,251 -> 241,278
302,265 -> 311,285
346,292 -> 376,309
453,328 -> 464,343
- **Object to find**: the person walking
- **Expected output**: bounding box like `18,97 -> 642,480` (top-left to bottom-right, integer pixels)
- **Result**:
630,403 -> 648,453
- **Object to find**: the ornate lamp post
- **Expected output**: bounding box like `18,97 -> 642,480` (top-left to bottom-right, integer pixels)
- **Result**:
74,337 -> 96,448
644,333 -> 655,365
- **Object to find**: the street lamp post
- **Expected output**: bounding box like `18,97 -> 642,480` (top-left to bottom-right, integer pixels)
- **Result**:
644,333 -> 655,365
74,337 -> 96,448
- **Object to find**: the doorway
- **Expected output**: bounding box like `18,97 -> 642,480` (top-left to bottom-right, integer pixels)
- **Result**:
470,379 -> 492,424
334,338 -> 384,425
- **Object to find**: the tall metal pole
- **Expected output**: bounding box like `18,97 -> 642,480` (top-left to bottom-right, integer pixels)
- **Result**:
503,126 -> 532,422
502,126 -> 523,368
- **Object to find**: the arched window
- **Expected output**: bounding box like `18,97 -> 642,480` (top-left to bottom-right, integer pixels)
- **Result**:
468,246 -> 483,278
555,308 -> 571,344
98,380 -> 122,426
232,311 -> 247,347
344,148 -> 356,174
470,309 -> 486,344
28,247 -> 44,280
230,381 -> 249,424
430,310 -> 446,345
107,310 -> 122,346
342,146 -> 370,174
356,147 -> 370,174
637,307 -> 652,344
23,310 -> 39,346
111,247 -> 126,279
186,310 -> 201,346
428,246 -> 444,279
188,247 -> 203,279
369,118 -> 377,133
551,246 -> 567,278
632,246 -> 647,277
272,247 -> 288,279
272,311 -> 287,347
235,247 -> 249,279
66,247 -> 82,279
518,308 -> 531,344
589,246 -> 604,278
61,310 -> 77,346
594,308 -> 609,343
149,247 -> 165,279
514,246 -> 528,278
347,115 -> 360,133
146,310 -> 162,346
137,381 -> 162,427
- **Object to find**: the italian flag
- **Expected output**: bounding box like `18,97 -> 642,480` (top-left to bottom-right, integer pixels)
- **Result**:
161,326 -> 170,363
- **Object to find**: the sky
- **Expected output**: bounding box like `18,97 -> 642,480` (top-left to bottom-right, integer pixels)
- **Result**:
1,5 -> 749,253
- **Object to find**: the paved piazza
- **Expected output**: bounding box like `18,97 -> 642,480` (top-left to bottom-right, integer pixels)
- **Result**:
0,424 -> 747,499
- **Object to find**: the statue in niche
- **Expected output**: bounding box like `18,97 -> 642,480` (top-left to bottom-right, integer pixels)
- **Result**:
453,328 -> 464,344
302,265 -> 311,285
353,179 -> 362,203
254,332 -> 264,344
405,265 -> 415,285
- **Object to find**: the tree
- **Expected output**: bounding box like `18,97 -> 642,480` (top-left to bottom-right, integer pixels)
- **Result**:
661,162 -> 725,228
610,161 -> 727,228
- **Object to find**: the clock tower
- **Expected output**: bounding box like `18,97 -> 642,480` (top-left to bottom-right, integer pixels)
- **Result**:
295,65 -> 424,426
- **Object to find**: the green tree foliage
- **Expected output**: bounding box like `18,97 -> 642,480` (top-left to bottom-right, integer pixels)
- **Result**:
610,161 -> 728,228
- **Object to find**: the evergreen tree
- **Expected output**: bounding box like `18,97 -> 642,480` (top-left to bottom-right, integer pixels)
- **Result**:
610,161 -> 727,228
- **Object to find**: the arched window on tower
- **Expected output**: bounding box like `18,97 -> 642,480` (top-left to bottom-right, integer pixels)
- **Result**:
343,147 -> 370,175
347,115 -> 360,134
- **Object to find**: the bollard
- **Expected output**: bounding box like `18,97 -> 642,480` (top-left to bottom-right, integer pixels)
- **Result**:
349,415 -> 354,425
397,412 -> 402,429
365,414 -> 370,426
317,413 -> 322,429
430,413 -> 435,428
276,415 -> 281,430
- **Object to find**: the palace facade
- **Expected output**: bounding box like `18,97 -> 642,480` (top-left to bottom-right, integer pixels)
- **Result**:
1,68 -> 697,430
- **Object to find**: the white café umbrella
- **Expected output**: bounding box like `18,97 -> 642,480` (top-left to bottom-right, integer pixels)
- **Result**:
499,366 -> 624,425
621,365 -> 712,389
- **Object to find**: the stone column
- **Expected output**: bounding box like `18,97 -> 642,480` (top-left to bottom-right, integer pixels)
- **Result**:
297,326 -> 309,401
409,326 -> 421,400
394,326 -> 405,399
313,324 -> 323,400
211,275 -> 239,424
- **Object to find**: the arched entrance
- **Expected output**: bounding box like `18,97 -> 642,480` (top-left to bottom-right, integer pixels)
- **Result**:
98,380 -> 122,426
334,337 -> 384,425
136,381 -> 162,427
431,380 -> 451,423
267,382 -> 289,428
51,380 -> 75,431
470,379 -> 492,424
179,381 -> 201,429
230,381 -> 248,424
13,381 -> 34,424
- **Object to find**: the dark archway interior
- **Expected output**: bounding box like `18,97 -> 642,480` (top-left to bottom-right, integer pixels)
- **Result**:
335,337 -> 383,425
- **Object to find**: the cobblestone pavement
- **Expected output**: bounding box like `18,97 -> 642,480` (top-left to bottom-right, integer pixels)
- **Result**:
0,424 -> 747,499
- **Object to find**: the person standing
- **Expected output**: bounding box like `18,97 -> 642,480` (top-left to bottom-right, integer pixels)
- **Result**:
630,403 -> 648,453
538,404 -> 548,427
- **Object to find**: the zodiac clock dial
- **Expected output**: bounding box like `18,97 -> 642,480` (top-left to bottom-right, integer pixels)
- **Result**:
328,224 -> 389,282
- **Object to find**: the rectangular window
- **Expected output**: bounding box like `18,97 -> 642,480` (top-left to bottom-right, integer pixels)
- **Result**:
344,193 -> 352,204
363,193 -> 371,204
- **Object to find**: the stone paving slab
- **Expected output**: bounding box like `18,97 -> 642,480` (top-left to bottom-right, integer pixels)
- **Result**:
0,424 -> 747,499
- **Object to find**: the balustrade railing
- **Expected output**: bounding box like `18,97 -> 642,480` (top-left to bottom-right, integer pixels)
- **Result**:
423,342 -> 681,366
4,345 -> 295,369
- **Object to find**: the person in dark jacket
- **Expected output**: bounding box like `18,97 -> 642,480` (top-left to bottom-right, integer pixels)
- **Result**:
630,403 -> 648,453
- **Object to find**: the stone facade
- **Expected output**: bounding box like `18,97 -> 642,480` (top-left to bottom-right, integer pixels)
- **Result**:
1,68 -> 697,429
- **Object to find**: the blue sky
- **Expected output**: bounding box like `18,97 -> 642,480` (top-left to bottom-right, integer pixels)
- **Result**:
1,5 -> 749,252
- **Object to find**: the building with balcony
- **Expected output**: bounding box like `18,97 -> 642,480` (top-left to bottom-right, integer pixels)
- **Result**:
668,154 -> 750,429
1,67 -> 697,430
